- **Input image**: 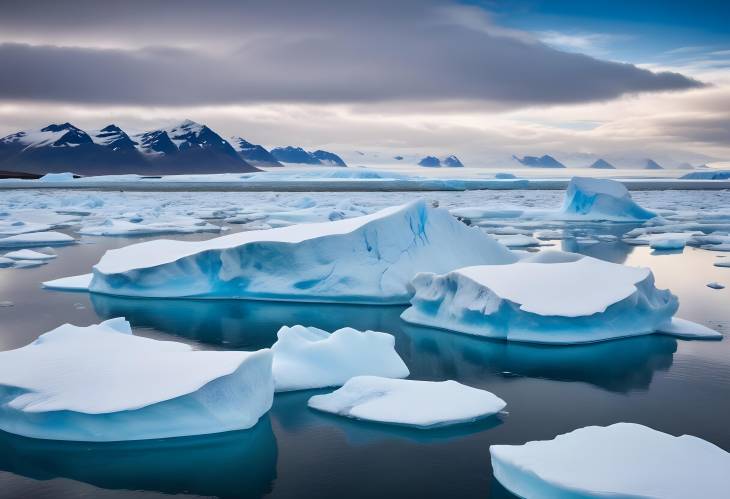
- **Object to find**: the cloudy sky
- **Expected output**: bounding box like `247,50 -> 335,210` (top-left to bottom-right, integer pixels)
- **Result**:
0,0 -> 728,167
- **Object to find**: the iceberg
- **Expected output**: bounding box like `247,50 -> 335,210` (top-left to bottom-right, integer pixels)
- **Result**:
0,318 -> 274,441
3,249 -> 56,261
401,251 -> 720,344
707,282 -> 725,289
490,423 -> 730,499
560,177 -> 656,221
271,325 -> 409,391
59,200 -> 517,303
308,376 -> 505,428
43,273 -> 93,291
0,231 -> 75,248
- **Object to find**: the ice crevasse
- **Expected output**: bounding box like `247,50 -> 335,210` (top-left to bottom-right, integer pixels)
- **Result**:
0,318 -> 274,442
47,200 -> 517,304
401,251 -> 721,344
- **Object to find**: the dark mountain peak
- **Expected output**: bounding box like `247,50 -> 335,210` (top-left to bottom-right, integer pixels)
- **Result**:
513,154 -> 565,168
590,159 -> 615,169
418,156 -> 441,167
93,124 -> 138,151
311,150 -> 346,167
443,155 -> 464,168
271,146 -> 321,165
40,122 -> 81,133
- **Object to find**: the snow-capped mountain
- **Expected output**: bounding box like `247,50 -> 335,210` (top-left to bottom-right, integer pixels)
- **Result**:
230,137 -> 282,167
270,146 -> 347,166
418,156 -> 441,167
442,155 -> 464,168
589,159 -> 616,169
0,120 -> 258,175
417,155 -> 464,168
512,154 -> 566,168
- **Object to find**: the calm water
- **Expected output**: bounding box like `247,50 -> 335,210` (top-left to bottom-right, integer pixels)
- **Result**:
0,213 -> 729,498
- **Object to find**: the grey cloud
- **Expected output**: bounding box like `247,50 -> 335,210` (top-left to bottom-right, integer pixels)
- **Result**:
0,0 -> 704,107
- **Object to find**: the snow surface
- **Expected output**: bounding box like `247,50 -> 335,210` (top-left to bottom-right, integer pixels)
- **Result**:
0,318 -> 274,441
271,325 -> 409,391
401,251 -> 718,344
308,376 -> 506,428
79,217 -> 222,236
0,231 -> 75,248
64,200 -> 516,303
43,273 -> 93,291
490,423 -> 730,499
39,172 -> 75,182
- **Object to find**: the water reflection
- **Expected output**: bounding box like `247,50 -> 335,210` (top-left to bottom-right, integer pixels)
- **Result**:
92,294 -> 678,393
0,418 -> 278,499
561,223 -> 639,264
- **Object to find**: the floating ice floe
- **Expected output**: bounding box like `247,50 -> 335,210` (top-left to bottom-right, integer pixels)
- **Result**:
43,273 -> 93,290
494,234 -> 541,248
401,251 -> 720,344
0,318 -> 274,441
707,282 -> 725,289
0,257 -> 13,268
490,423 -> 730,499
78,217 -> 222,236
308,376 -> 505,428
271,325 -> 409,391
52,200 -> 517,303
0,231 -> 75,248
451,177 -> 657,224
3,249 -> 56,261
715,260 -> 730,268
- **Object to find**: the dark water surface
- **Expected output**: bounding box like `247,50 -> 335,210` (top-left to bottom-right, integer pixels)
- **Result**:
0,225 -> 729,499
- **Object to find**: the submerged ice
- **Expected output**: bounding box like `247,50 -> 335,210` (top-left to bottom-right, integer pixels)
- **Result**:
0,318 -> 274,441
59,200 -> 517,303
490,423 -> 730,499
402,251 -> 720,344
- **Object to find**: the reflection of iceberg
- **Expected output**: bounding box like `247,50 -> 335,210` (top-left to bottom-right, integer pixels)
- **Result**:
90,294 -> 406,349
398,322 -> 677,393
57,200 -> 516,303
0,418 -> 277,499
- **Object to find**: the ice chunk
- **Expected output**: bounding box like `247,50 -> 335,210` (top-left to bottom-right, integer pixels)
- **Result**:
714,260 -> 730,268
401,251 -> 716,344
560,177 -> 656,221
308,376 -> 505,428
707,282 -> 725,289
490,423 -> 730,499
78,217 -> 222,236
66,200 -> 516,303
271,325 -> 409,391
0,318 -> 274,441
0,257 -> 15,268
0,231 -> 75,248
39,172 -> 75,182
494,234 -> 541,248
3,249 -> 57,261
43,273 -> 93,291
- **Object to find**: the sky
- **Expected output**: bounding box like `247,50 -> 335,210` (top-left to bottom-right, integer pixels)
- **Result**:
0,0 -> 728,167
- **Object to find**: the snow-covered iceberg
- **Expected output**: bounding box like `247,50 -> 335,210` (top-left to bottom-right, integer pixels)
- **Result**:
490,423 -> 730,499
0,231 -> 75,248
401,251 -> 720,344
59,200 -> 517,303
272,325 -> 409,391
560,177 -> 656,221
308,376 -> 505,428
0,318 -> 274,441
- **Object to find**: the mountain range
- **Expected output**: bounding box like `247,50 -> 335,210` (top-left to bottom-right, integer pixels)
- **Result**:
269,146 -> 347,167
0,121 -> 346,176
417,155 -> 464,167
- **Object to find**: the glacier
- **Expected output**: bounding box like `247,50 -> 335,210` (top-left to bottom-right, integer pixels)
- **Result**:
54,200 -> 517,303
401,251 -> 721,344
490,423 -> 730,499
272,325 -> 409,392
0,318 -> 274,441
308,376 -> 506,428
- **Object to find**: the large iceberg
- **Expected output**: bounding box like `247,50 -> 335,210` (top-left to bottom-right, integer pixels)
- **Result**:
401,251 -> 720,344
308,376 -> 506,428
272,325 -> 409,391
560,177 -> 656,221
490,423 -> 730,499
56,200 -> 517,303
0,318 -> 274,441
